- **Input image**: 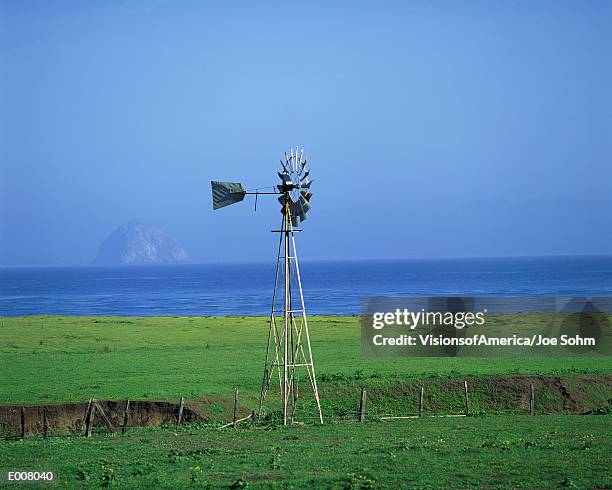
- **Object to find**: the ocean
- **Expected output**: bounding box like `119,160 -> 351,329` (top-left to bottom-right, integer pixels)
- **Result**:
0,256 -> 611,316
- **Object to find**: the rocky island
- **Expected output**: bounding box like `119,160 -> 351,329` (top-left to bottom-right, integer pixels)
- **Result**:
92,222 -> 190,265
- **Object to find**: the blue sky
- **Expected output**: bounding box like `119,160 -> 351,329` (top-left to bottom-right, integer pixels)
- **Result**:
0,0 -> 610,265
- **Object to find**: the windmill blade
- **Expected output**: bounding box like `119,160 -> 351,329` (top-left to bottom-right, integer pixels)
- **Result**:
280,159 -> 288,173
298,159 -> 307,179
288,194 -> 312,224
288,197 -> 299,216
211,181 -> 246,210
301,169 -> 310,181
300,189 -> 313,202
301,178 -> 313,189
284,152 -> 292,175
297,194 -> 312,214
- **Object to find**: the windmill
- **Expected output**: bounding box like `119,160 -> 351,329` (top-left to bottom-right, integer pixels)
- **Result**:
211,146 -> 323,426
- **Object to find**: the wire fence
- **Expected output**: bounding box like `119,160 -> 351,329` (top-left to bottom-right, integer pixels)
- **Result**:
0,399 -> 197,441
2,378 -> 600,440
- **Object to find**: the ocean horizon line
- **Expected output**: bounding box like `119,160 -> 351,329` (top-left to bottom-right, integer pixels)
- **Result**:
1,252 -> 611,270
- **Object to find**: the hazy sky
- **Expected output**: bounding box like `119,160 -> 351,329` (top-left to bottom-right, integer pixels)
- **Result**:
1,0 -> 610,265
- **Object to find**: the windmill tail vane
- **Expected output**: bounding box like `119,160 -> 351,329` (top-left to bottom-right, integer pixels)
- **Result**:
210,146 -> 323,426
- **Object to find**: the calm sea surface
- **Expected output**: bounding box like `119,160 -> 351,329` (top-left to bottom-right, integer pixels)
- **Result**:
0,256 -> 611,316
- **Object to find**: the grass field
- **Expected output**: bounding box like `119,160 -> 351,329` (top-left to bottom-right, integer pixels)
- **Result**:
1,315 -> 611,488
1,416 -> 610,488
2,315 -> 611,407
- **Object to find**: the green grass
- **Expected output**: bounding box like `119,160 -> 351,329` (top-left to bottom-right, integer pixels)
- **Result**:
1,315 -> 610,407
1,316 -> 610,488
1,416 -> 610,488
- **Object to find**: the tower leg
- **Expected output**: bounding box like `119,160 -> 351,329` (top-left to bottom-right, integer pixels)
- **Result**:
258,221 -> 284,418
290,231 -> 323,424
283,209 -> 290,426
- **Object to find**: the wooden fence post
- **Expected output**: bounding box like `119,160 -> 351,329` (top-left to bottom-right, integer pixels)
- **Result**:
81,398 -> 92,433
232,389 -> 239,430
85,399 -> 97,437
122,400 -> 130,434
43,408 -> 48,440
251,410 -> 256,423
93,401 -> 116,435
419,387 -> 424,417
20,407 -> 25,439
358,387 -> 367,422
530,384 -> 535,415
176,397 -> 185,431
463,381 -> 469,416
